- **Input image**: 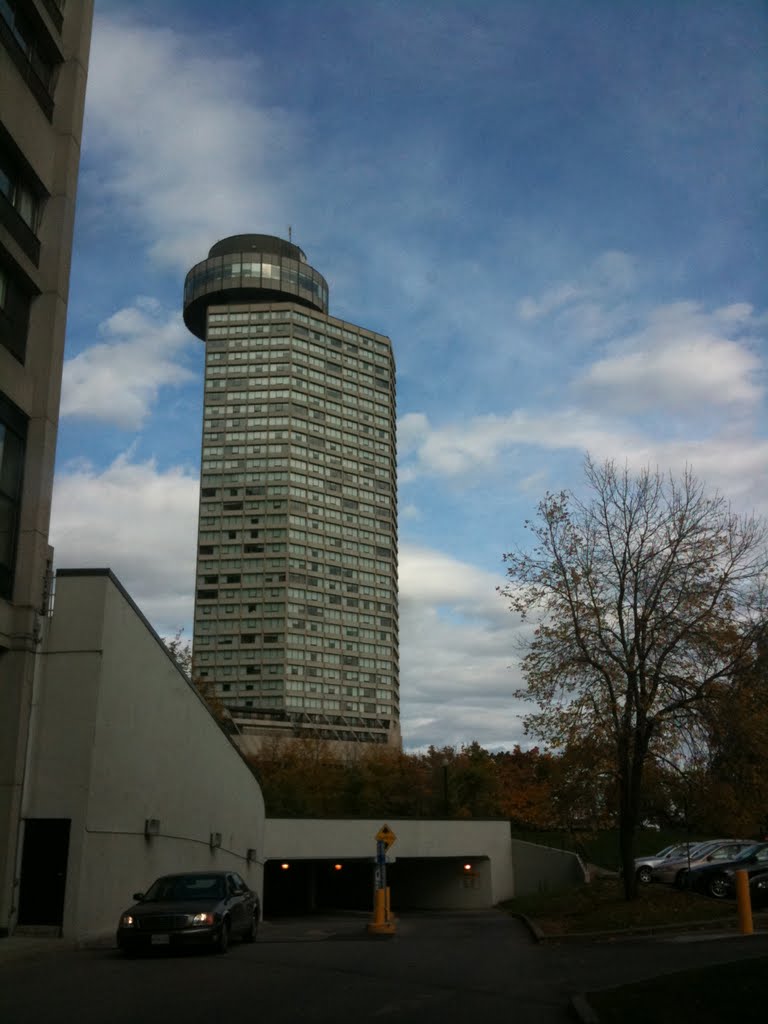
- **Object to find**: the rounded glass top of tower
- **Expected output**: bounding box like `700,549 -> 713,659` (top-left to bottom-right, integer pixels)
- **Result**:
208,234 -> 308,263
183,234 -> 328,339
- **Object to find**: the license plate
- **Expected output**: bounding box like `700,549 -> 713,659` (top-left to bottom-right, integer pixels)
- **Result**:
150,934 -> 170,945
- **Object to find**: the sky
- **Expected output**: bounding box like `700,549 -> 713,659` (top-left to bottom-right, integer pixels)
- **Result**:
51,0 -> 767,752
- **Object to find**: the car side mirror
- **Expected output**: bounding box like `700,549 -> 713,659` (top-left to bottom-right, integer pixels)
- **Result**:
132,892 -> 145,901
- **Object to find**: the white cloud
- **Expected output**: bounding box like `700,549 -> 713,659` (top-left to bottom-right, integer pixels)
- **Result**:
400,404 -> 768,511
84,17 -> 297,270
617,437 -> 768,510
398,408 -> 620,480
399,299 -> 767,514
400,503 -> 421,521
399,544 -> 509,622
50,453 -> 199,631
397,412 -> 431,454
61,299 -> 196,429
517,282 -> 585,321
576,301 -> 763,413
592,250 -> 637,291
398,545 -> 530,749
516,250 -> 637,322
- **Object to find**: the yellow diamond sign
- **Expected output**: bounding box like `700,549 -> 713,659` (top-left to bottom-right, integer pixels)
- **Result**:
375,824 -> 397,848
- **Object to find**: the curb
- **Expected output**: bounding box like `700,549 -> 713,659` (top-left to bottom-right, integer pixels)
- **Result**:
512,913 -> 546,942
511,910 -> 768,944
570,993 -> 600,1024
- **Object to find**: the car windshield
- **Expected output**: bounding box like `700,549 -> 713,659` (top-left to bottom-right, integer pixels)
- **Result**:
143,874 -> 226,901
668,843 -> 697,857
656,844 -> 681,857
732,845 -> 766,863
688,842 -> 723,857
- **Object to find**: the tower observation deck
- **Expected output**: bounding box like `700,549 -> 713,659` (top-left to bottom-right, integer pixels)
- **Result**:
183,233 -> 329,340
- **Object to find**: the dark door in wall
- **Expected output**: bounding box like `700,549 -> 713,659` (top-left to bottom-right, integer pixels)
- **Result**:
17,818 -> 71,927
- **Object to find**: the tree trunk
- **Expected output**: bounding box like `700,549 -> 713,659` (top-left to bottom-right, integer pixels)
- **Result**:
618,728 -> 650,900
619,807 -> 638,900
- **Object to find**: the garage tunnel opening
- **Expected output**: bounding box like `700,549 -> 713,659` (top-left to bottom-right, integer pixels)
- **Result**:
263,857 -> 490,917
264,858 -> 373,916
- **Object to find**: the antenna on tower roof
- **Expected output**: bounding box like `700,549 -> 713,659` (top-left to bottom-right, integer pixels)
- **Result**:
288,225 -> 292,242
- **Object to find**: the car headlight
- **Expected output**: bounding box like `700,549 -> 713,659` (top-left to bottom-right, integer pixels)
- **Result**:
120,914 -> 136,928
191,912 -> 215,926
756,879 -> 768,890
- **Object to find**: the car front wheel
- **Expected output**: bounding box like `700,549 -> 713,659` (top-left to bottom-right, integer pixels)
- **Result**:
707,876 -> 730,899
242,913 -> 258,943
214,920 -> 230,954
636,866 -> 653,885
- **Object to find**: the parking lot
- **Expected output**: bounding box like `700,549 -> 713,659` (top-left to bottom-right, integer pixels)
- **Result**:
3,910 -> 768,1024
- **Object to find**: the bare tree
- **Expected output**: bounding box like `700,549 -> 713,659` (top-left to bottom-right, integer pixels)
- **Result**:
501,457 -> 768,898
163,627 -> 231,726
164,627 -> 192,675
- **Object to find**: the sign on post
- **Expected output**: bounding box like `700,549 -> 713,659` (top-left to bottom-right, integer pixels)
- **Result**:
369,827 -> 398,934
375,824 -> 397,848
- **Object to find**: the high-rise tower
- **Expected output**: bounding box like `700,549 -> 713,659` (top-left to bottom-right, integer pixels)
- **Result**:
183,235 -> 399,749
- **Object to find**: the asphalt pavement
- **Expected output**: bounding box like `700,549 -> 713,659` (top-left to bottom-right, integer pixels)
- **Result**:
1,912 -> 768,1024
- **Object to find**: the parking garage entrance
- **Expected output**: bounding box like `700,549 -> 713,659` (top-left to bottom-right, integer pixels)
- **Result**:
263,856 -> 489,916
264,858 -> 372,915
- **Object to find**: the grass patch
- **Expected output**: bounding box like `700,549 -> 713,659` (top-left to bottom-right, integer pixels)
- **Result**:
502,877 -> 744,935
587,955 -> 768,1023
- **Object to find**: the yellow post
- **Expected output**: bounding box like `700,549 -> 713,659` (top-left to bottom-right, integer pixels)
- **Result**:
385,886 -> 398,924
367,888 -> 395,934
372,888 -> 386,926
368,833 -> 397,935
735,869 -> 753,936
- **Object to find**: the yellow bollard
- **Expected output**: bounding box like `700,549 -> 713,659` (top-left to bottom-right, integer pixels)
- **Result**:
384,886 -> 398,924
368,888 -> 396,935
735,869 -> 753,936
372,888 -> 386,926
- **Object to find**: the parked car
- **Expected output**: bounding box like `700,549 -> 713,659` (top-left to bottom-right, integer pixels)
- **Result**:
749,870 -> 768,909
116,871 -> 259,955
652,840 -> 750,886
685,843 -> 768,899
634,843 -> 701,885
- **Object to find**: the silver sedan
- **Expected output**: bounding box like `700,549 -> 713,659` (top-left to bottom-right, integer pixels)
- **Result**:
652,840 -> 752,886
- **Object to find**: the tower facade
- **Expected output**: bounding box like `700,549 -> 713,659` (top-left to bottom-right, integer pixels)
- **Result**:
184,235 -> 399,749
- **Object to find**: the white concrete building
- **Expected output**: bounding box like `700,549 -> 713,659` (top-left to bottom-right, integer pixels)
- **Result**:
16,569 -> 265,944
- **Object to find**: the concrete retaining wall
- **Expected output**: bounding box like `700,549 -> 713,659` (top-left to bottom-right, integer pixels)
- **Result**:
510,838 -> 587,895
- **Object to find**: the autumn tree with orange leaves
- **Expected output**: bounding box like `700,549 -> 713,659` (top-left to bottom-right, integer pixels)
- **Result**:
501,457 -> 768,899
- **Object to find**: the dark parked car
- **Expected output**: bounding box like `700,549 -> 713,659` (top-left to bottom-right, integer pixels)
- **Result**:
116,871 -> 259,954
750,871 -> 768,909
685,843 -> 768,899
